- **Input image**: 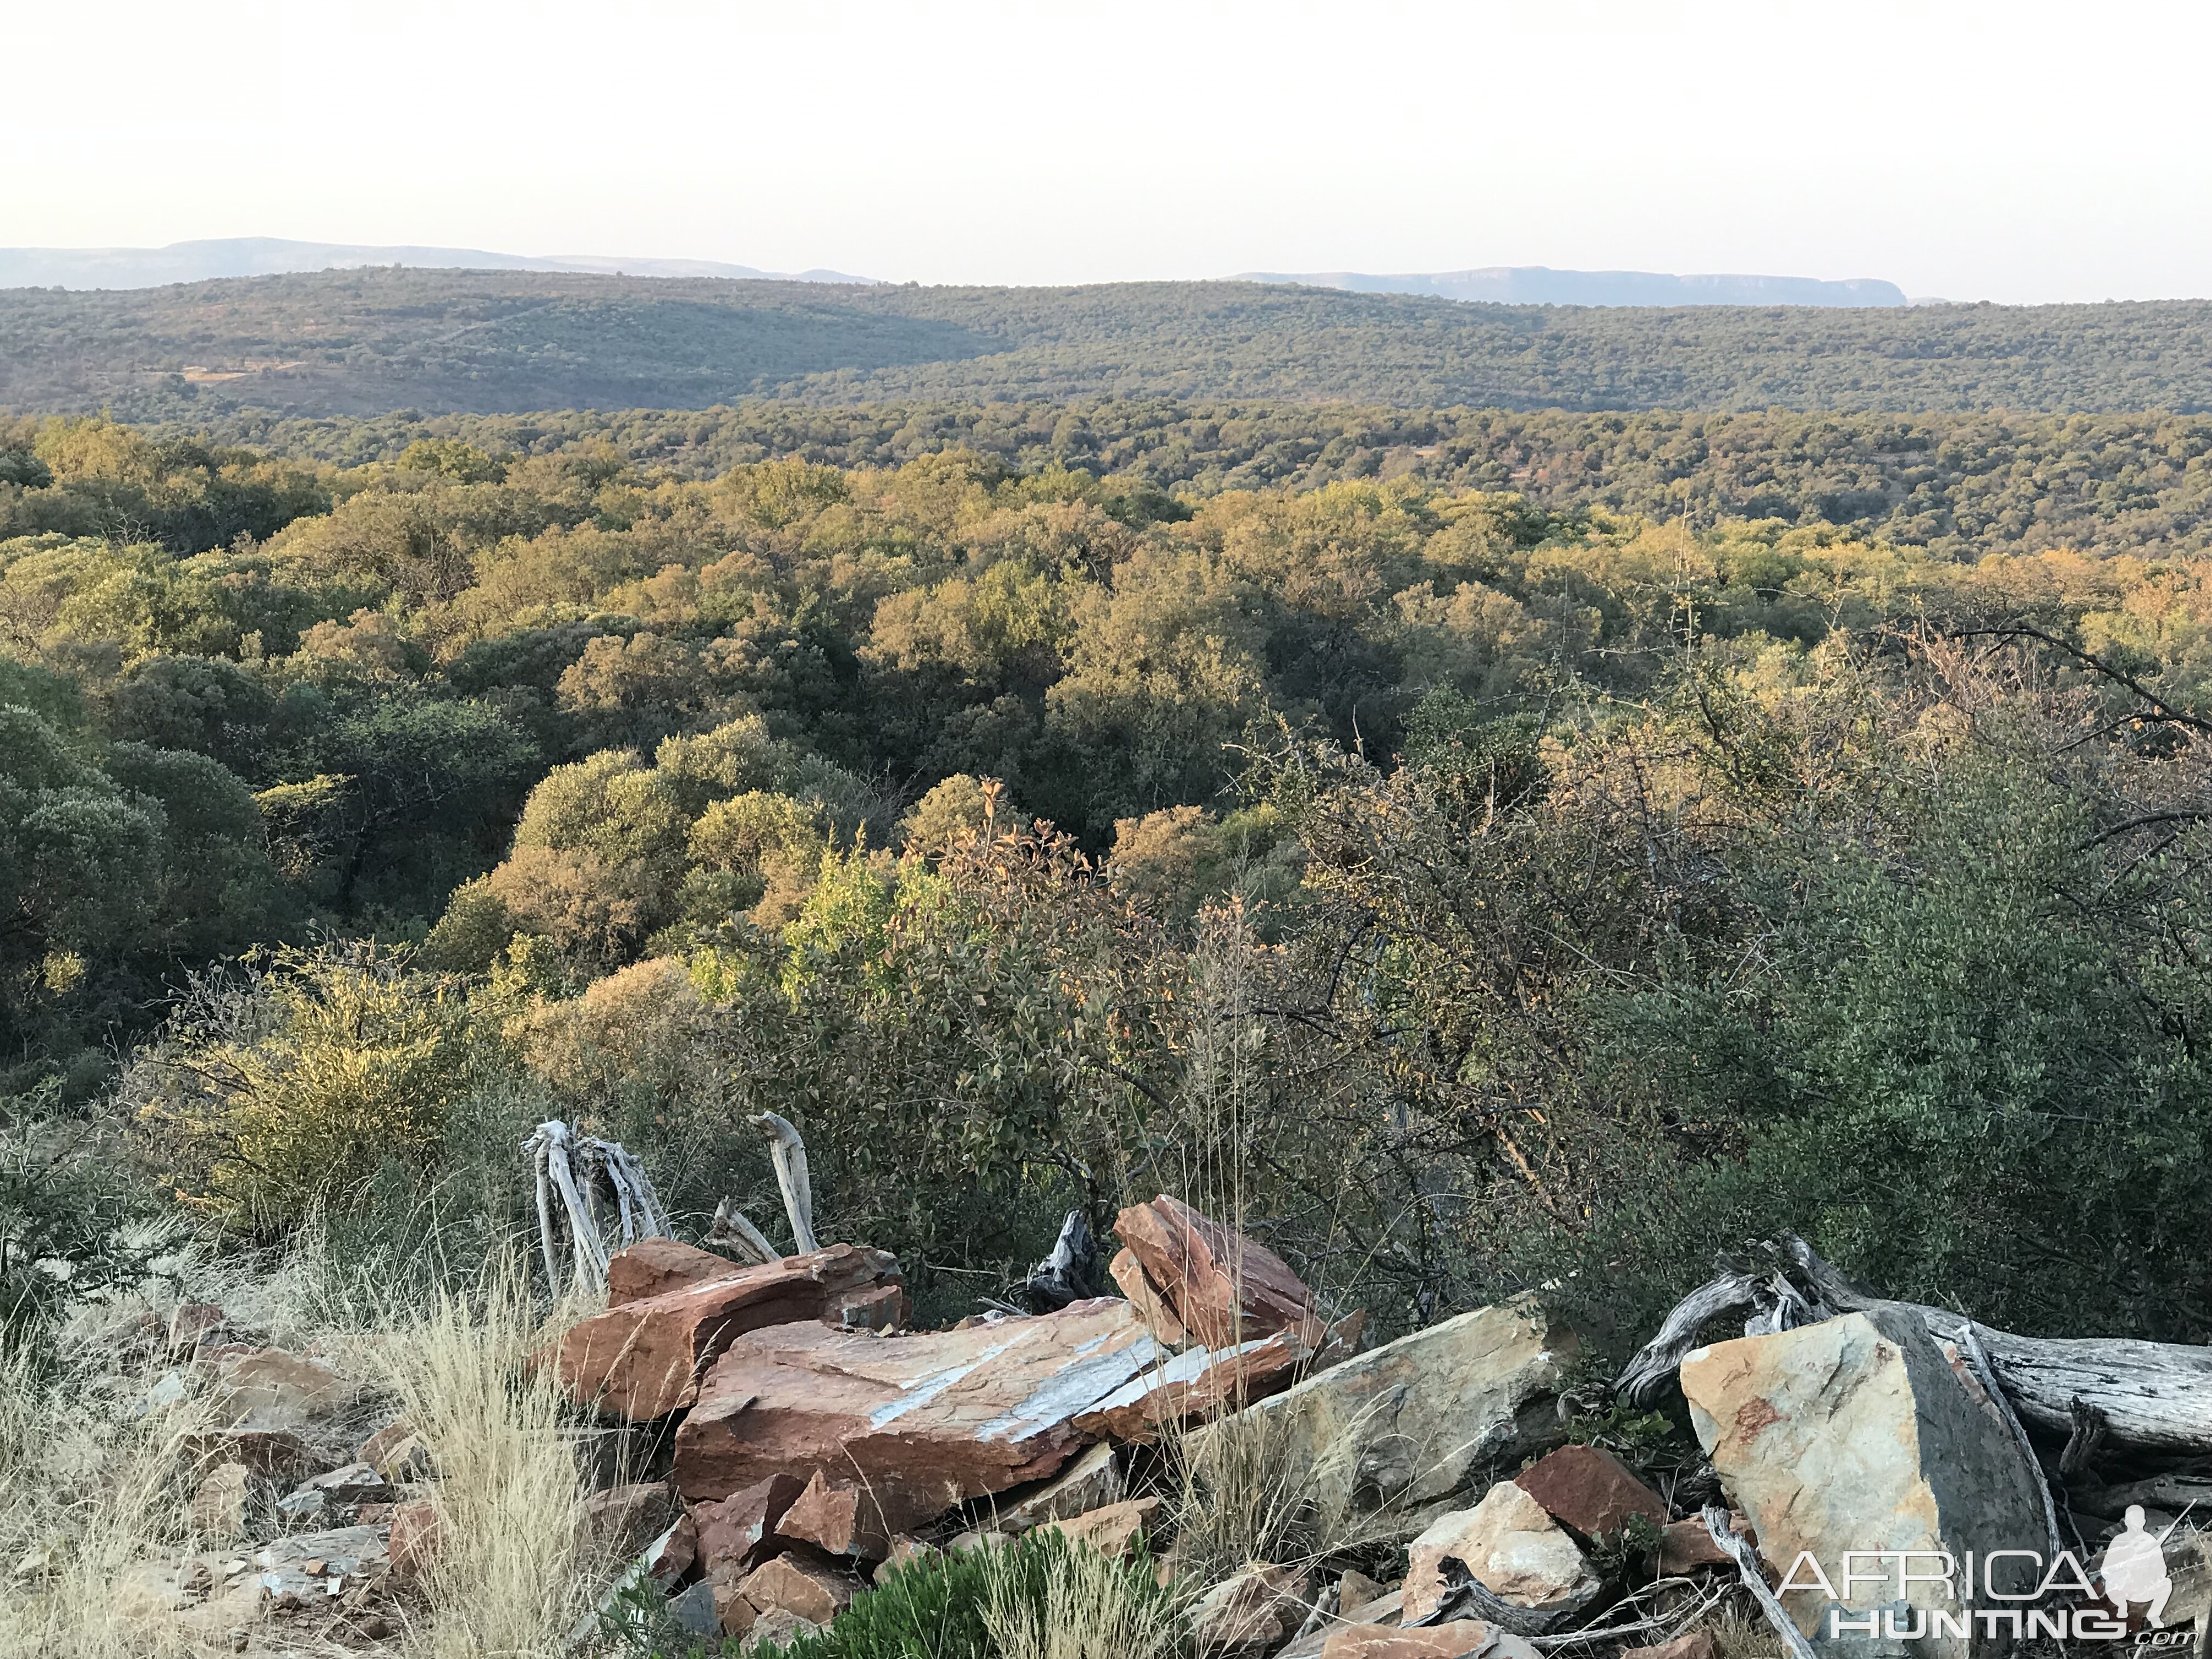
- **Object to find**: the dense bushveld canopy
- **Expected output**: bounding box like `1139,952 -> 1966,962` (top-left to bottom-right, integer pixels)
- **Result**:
5,411 -> 2210,1346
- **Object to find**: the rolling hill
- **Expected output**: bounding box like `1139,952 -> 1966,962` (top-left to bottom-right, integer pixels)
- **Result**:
4,267 -> 2211,418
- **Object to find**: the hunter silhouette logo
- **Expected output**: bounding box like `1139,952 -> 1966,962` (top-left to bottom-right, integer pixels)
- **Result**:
2101,1505 -> 2179,1627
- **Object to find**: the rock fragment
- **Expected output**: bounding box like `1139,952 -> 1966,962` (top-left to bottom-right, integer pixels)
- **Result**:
1403,1482 -> 1600,1621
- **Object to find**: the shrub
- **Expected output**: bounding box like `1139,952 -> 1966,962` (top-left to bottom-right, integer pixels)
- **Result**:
134,943 -> 508,1233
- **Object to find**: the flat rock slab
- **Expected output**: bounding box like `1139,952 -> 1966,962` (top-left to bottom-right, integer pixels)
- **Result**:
608,1237 -> 759,1306
1681,1304 -> 2049,1658
1074,1327 -> 1312,1442
1195,1299 -> 1575,1538
558,1243 -> 900,1422
674,1298 -> 1163,1530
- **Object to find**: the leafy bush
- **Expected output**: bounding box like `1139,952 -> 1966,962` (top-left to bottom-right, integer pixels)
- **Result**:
660,1532 -> 1175,1659
132,943 -> 509,1233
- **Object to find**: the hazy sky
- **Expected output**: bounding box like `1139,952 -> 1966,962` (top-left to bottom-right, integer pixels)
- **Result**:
5,0 -> 2207,302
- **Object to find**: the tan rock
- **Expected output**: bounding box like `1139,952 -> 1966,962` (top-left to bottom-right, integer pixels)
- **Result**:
211,1348 -> 351,1422
1335,1570 -> 1391,1616
1196,1299 -> 1575,1539
736,1550 -> 862,1625
998,1442 -> 1125,1533
1077,1325 -> 1312,1441
1114,1196 -> 1322,1350
1657,1515 -> 1743,1575
872,1535 -> 943,1583
780,1469 -> 890,1559
583,1481 -> 680,1561
607,1236 -> 755,1306
1513,1444 -> 1666,1542
1680,1304 -> 2049,1656
696,1472 -> 806,1578
1403,1482 -> 1599,1621
558,1243 -> 901,1423
674,1297 -> 1165,1528
358,1418 -> 429,1478
1322,1621 -> 1496,1659
714,1576 -> 760,1637
1039,1495 -> 1161,1560
834,1283 -> 907,1332
1620,1634 -> 1718,1659
189,1462 -> 251,1542
1189,1563 -> 1317,1654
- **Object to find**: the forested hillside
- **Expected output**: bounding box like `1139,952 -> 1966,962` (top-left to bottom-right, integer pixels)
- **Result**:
7,412 -> 2212,1348
7,268 -> 2212,417
148,399 -> 2212,561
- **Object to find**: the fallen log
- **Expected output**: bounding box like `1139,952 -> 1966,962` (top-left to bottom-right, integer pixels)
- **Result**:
1617,1235 -> 2212,1454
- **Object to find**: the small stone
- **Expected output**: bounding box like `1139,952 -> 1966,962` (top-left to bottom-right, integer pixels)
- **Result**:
695,1472 -> 805,1578
779,1469 -> 890,1559
835,1283 -> 908,1332
1040,1496 -> 1161,1561
1322,1621 -> 1496,1659
1513,1445 -> 1667,1542
666,1578 -> 722,1638
1620,1634 -> 1719,1659
998,1442 -> 1125,1533
303,1557 -> 325,1576
736,1550 -> 862,1625
229,1629 -> 248,1654
1189,1564 -> 1315,1654
1403,1482 -> 1599,1621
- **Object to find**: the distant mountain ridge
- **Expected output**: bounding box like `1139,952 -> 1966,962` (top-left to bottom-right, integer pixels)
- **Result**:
1238,266 -> 1908,308
0,237 -> 879,291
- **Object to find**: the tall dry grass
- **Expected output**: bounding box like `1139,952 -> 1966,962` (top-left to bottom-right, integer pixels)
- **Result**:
370,1256 -> 605,1658
984,1536 -> 1183,1659
0,1342 -> 206,1659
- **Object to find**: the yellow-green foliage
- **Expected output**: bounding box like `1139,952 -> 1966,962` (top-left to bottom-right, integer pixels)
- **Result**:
139,945 -> 501,1230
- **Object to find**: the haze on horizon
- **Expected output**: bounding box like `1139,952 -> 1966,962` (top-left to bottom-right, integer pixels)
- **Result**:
3,0 -> 2206,307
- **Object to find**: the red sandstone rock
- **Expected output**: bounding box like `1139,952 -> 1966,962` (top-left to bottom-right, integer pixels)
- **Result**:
833,1283 -> 907,1332
695,1472 -> 807,1578
1040,1496 -> 1161,1560
1113,1197 -> 1322,1350
390,1499 -> 441,1581
780,1469 -> 891,1559
1110,1248 -> 1189,1346
674,1299 -> 1164,1530
1512,1444 -> 1667,1542
1074,1326 -> 1312,1441
607,1237 -> 755,1307
735,1550 -> 863,1626
557,1243 -> 900,1423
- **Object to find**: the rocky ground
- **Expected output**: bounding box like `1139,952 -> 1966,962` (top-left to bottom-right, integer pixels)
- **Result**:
14,1197 -> 2211,1659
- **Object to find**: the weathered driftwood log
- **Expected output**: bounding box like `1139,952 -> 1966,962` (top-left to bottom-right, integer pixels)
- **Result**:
706,1197 -> 779,1266
748,1111 -> 818,1253
1017,1210 -> 1110,1312
1617,1235 -> 2212,1454
1702,1504 -> 1818,1659
523,1119 -> 672,1296
1404,1556 -> 1604,1638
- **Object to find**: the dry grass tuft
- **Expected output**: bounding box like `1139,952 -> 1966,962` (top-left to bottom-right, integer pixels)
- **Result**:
0,1344 -> 206,1659
373,1257 -> 601,1658
984,1536 -> 1183,1659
